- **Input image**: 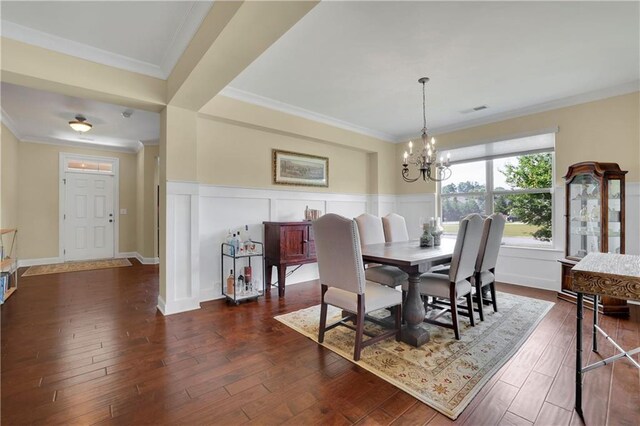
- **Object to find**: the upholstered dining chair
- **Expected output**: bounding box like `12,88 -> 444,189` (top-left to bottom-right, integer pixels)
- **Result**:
313,214 -> 402,361
403,214 -> 484,340
382,213 -> 410,242
473,213 -> 506,321
354,213 -> 408,289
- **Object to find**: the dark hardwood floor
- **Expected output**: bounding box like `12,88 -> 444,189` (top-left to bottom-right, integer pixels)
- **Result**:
1,260 -> 638,425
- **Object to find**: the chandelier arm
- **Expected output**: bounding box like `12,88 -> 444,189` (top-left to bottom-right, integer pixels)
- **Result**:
402,167 -> 422,183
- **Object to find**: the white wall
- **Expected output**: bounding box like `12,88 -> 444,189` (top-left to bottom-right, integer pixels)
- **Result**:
163,181 -> 639,313
199,185 -> 371,301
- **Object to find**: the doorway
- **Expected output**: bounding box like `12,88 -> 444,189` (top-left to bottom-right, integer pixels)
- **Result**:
59,154 -> 119,261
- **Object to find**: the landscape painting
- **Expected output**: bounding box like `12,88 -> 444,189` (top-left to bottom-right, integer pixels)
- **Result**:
273,150 -> 329,187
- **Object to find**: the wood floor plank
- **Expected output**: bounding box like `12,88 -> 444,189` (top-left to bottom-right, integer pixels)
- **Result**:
507,371 -> 554,422
2,262 -> 638,425
462,381 -> 519,425
533,402 -> 572,426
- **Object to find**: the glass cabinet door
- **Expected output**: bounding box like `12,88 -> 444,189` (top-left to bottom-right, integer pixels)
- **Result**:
568,174 -> 600,258
607,178 -> 622,254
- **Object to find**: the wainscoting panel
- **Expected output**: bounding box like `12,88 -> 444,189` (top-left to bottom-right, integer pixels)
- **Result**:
165,182 -> 639,313
161,181 -> 200,315
198,185 -> 371,302
199,196 -> 270,301
326,199 -> 368,218
396,194 -> 436,239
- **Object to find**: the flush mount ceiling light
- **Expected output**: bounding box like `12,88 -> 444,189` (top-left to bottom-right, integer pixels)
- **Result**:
69,114 -> 92,132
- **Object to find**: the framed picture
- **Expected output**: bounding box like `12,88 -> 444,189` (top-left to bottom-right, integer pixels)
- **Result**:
272,149 -> 329,187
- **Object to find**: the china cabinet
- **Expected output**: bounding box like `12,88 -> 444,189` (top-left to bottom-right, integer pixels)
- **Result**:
559,162 -> 628,315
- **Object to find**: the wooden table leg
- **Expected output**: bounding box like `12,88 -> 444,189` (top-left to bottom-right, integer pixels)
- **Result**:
277,265 -> 286,298
400,272 -> 430,347
265,263 -> 273,297
575,292 -> 584,419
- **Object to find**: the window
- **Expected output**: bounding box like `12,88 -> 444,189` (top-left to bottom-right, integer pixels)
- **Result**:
440,134 -> 554,248
65,158 -> 115,174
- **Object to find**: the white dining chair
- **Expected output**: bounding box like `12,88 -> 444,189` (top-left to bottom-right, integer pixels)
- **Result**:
403,214 -> 484,340
313,214 -> 402,361
382,213 -> 410,242
354,213 -> 408,288
473,213 -> 506,321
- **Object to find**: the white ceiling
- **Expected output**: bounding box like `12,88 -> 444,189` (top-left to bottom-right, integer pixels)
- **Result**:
1,83 -> 160,152
0,2 -> 638,148
0,1 -> 212,79
225,1 -> 640,141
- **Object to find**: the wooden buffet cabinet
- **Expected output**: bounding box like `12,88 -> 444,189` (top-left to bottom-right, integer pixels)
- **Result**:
263,221 -> 317,297
559,162 -> 628,315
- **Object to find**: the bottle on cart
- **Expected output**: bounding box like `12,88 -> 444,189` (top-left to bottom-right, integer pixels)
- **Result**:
225,230 -> 233,255
243,225 -> 252,253
226,269 -> 235,295
237,275 -> 245,295
244,266 -> 252,293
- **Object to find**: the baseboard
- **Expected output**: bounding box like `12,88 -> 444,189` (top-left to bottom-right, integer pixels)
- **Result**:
116,252 -> 137,259
496,272 -> 560,292
157,295 -> 167,315
18,257 -> 63,267
157,296 -> 201,316
200,287 -> 224,302
134,253 -> 160,265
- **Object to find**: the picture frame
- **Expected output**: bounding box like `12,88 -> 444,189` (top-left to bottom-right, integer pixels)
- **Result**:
272,149 -> 329,187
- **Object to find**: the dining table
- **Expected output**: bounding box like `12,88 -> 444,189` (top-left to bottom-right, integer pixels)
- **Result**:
360,238 -> 456,347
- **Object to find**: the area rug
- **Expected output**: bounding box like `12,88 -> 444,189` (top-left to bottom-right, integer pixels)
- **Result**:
275,292 -> 553,420
22,258 -> 132,277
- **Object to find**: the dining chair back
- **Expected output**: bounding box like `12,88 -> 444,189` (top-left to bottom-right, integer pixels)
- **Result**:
314,213 -> 366,295
449,214 -> 484,283
313,213 -> 402,361
408,213 -> 484,340
354,213 -> 386,245
473,213 -> 506,320
382,213 -> 410,242
355,213 -> 409,288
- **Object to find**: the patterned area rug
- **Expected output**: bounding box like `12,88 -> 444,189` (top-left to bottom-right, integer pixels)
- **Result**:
275,292 -> 553,420
22,258 -> 132,277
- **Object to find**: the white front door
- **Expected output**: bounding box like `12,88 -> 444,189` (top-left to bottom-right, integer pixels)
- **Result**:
64,172 -> 115,261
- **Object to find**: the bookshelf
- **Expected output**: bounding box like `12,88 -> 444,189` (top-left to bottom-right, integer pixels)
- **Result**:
1,228 -> 18,303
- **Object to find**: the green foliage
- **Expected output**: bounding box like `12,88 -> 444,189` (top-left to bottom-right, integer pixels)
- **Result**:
500,153 -> 553,241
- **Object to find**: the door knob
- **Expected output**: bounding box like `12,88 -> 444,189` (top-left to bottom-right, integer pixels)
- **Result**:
109,219 -> 113,223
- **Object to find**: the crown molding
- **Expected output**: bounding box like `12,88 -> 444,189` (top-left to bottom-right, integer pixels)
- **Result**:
158,2 -> 212,78
1,20 -> 166,78
1,107 -> 23,139
20,135 -> 139,154
219,86 -> 396,142
424,80 -> 640,138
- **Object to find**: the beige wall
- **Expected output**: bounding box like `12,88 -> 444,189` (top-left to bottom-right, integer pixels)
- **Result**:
1,124 -> 19,233
197,116 -> 370,193
136,145 -> 159,258
198,95 -> 398,195
18,142 -> 137,259
396,92 -> 640,194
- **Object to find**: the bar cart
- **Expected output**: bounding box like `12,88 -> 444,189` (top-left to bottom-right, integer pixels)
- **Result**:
221,241 -> 265,305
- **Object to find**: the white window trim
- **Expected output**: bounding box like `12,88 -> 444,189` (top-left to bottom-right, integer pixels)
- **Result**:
439,151 -> 555,249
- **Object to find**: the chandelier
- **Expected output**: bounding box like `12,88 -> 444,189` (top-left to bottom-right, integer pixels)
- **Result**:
402,77 -> 451,182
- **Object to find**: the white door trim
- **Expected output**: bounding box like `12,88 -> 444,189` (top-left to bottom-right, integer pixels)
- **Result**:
59,153 -> 120,261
